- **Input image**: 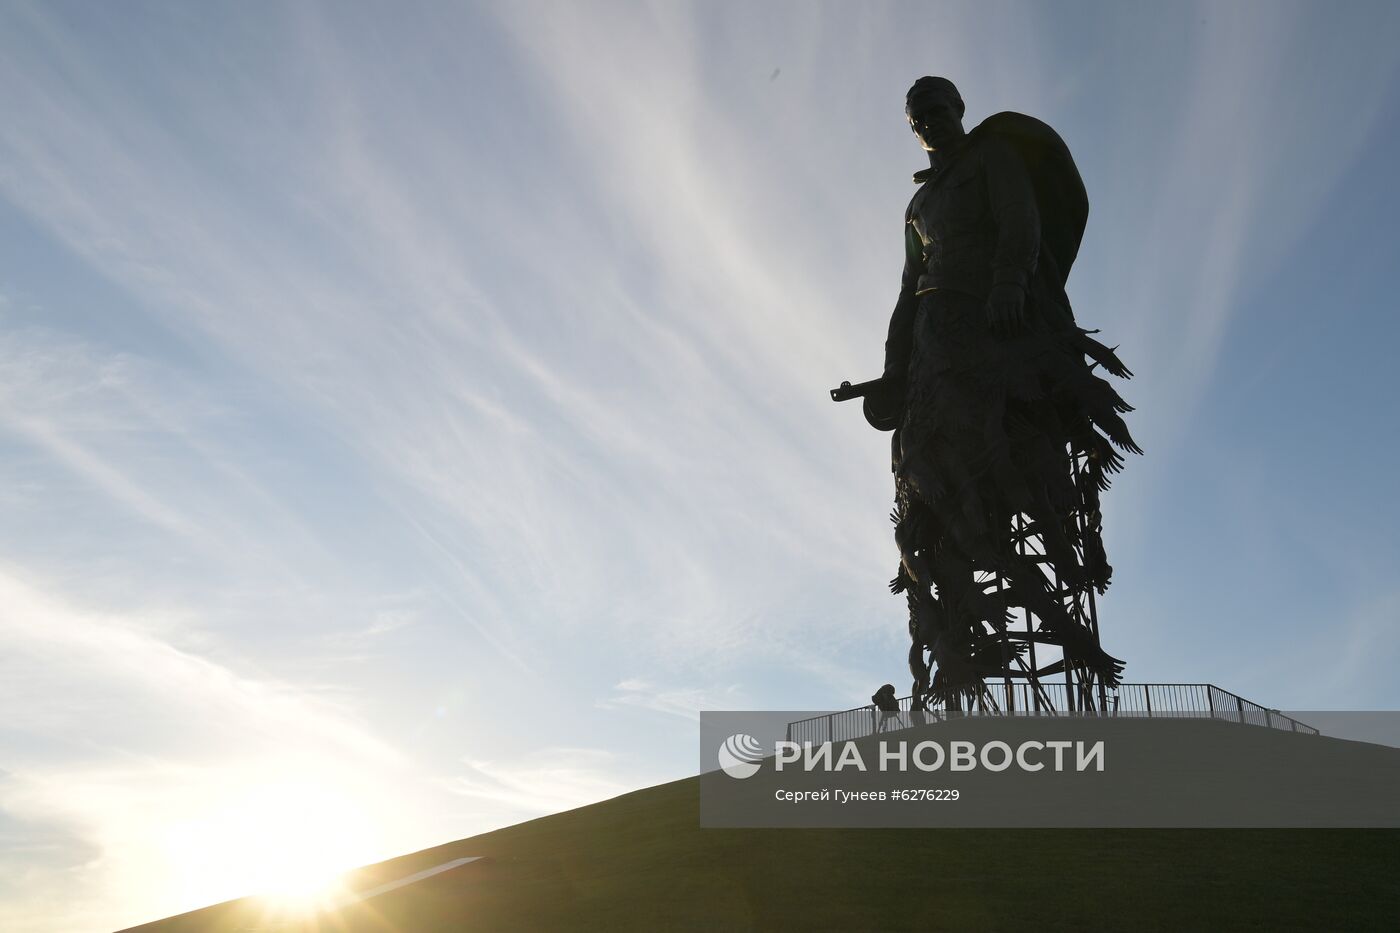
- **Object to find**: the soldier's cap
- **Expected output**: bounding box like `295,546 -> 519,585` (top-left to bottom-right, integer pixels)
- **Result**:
906,76 -> 965,118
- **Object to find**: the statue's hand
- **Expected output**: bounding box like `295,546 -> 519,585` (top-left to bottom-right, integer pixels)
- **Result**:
986,283 -> 1026,333
861,375 -> 905,432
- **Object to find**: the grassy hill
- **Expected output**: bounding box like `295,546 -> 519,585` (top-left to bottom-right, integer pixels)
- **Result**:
128,768 -> 1400,932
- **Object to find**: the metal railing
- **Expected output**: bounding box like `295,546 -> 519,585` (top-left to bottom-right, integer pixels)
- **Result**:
784,683 -> 1318,744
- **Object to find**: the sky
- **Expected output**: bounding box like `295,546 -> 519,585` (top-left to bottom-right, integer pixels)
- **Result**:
2,0 -> 1399,929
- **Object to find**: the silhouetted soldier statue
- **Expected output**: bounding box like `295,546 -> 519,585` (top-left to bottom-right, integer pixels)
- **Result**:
834,77 -> 1140,709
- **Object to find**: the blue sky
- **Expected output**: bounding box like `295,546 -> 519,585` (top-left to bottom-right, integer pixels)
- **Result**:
2,1 -> 1399,929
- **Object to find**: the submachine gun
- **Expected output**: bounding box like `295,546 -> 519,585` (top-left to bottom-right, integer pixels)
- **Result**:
830,376 -> 902,432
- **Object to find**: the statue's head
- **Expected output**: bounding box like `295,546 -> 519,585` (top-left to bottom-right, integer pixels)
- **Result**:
906,76 -> 965,151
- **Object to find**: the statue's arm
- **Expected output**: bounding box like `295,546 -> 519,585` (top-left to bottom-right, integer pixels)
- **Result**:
985,136 -> 1041,292
882,204 -> 924,381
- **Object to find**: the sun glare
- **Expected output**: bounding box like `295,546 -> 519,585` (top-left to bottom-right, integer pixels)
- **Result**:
162,770 -> 379,915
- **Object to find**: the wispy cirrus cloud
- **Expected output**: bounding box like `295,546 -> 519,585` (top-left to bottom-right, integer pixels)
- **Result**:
438,747 -> 634,818
599,677 -> 748,721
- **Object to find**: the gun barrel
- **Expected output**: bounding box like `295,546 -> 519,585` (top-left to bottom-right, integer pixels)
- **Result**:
830,377 -> 885,402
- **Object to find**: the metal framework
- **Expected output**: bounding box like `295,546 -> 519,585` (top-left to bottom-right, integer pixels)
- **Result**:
922,449 -> 1114,713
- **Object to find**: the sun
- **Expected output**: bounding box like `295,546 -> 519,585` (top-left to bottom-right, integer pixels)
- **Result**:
162,769 -> 380,915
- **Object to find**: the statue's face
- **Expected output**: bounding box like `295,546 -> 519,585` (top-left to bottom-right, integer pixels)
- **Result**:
906,91 -> 962,151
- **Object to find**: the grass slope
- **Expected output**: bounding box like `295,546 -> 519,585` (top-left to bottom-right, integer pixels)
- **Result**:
130,771 -> 1399,932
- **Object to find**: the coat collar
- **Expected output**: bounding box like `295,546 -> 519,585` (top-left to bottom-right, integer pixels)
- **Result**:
911,133 -> 972,184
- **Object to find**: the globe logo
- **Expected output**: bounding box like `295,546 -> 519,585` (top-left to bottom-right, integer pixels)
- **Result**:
717,733 -> 764,779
